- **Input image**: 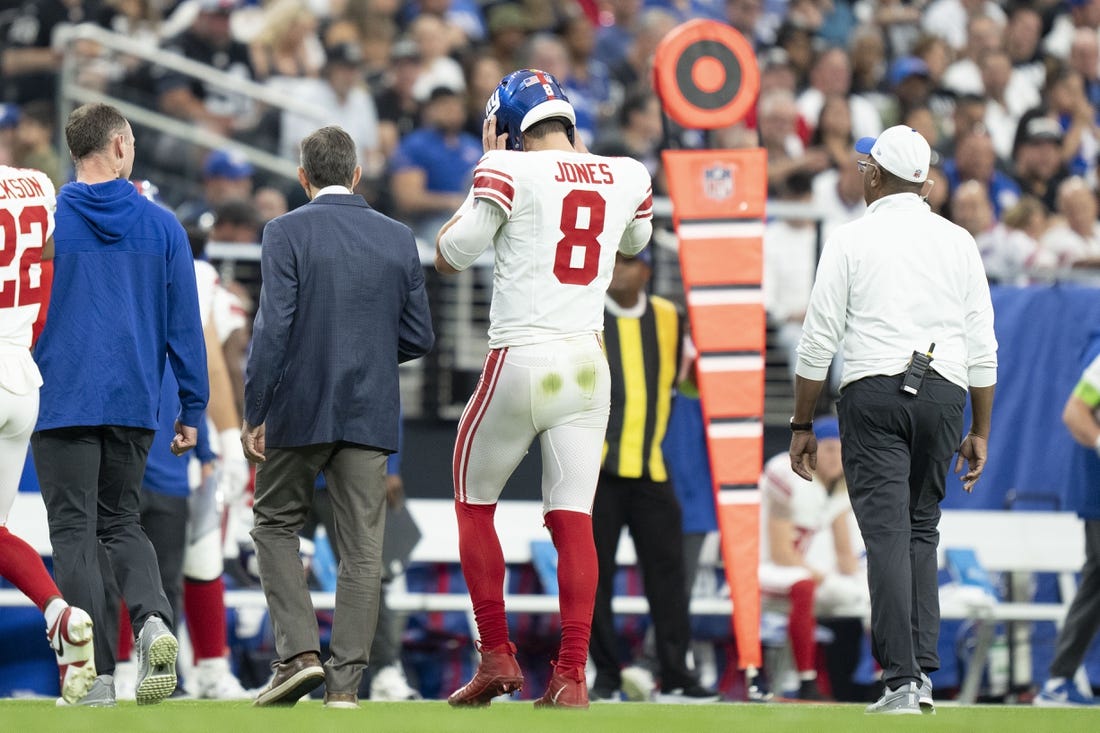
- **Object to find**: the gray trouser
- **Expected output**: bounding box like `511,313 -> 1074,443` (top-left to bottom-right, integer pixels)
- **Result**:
306,490 -> 402,669
1050,519 -> 1100,678
32,426 -> 173,676
837,373 -> 965,689
251,443 -> 388,694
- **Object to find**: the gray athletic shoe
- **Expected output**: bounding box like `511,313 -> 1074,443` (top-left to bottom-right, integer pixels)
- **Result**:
135,615 -> 178,705
866,681 -> 921,715
919,672 -> 935,714
55,674 -> 116,707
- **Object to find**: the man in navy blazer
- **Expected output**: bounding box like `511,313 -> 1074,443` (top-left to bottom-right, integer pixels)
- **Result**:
242,125 -> 433,708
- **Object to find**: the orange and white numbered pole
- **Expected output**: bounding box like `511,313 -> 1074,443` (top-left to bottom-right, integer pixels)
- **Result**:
654,20 -> 764,672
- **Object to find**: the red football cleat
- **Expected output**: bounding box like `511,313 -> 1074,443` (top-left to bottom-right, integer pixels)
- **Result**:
448,641 -> 524,707
534,665 -> 589,709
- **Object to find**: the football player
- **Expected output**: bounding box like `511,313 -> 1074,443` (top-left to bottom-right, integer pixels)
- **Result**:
435,69 -> 653,709
0,164 -> 96,704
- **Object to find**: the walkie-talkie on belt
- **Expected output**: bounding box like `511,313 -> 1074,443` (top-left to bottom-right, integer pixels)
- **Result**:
901,343 -> 935,396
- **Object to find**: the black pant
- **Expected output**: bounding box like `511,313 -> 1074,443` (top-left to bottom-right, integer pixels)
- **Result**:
590,471 -> 695,692
105,490 -> 190,654
837,373 -> 965,689
32,426 -> 173,676
1050,519 -> 1100,678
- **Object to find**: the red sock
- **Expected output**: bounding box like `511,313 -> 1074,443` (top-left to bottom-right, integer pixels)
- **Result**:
544,509 -> 597,676
789,579 -> 817,673
185,577 -> 229,661
454,501 -> 510,650
118,601 -> 133,660
0,526 -> 61,610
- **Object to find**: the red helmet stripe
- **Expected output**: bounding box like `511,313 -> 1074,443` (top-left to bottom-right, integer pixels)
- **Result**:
534,71 -> 555,98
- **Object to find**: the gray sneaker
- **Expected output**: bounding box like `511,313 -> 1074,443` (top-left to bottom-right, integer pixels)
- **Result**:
135,615 -> 178,705
55,674 -> 116,707
866,681 -> 921,715
919,672 -> 935,714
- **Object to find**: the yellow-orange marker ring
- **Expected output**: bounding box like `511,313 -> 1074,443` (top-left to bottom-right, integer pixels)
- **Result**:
653,19 -> 760,129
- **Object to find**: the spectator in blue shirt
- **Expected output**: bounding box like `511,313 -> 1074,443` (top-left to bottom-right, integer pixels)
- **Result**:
390,86 -> 482,243
942,127 -> 1021,220
595,0 -> 643,71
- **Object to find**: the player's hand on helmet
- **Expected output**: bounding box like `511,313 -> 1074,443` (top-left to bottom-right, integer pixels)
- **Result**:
483,114 -> 509,153
218,427 -> 250,503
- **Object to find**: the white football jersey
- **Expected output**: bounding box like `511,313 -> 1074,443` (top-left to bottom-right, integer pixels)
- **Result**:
194,259 -> 248,346
194,259 -> 219,327
758,452 -> 842,564
0,166 -> 55,346
472,149 -> 652,348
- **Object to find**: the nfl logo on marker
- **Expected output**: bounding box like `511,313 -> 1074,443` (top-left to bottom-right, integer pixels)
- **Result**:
703,165 -> 733,200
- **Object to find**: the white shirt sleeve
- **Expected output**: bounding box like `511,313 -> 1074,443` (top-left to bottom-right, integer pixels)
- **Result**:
619,169 -> 653,255
963,239 -> 998,388
438,196 -> 505,272
796,235 -> 848,381
618,218 -> 653,256
40,172 -> 56,240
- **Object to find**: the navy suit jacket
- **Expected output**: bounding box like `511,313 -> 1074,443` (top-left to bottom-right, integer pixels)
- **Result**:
244,193 -> 433,450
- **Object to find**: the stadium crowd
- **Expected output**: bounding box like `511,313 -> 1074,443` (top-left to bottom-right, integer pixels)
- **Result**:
2,0 -> 1100,708
3,0 -> 1100,338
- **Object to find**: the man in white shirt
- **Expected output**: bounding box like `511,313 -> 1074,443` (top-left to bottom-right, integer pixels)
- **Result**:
811,152 -> 866,242
277,44 -> 382,177
788,125 -> 998,715
764,174 -> 818,384
922,0 -> 1006,52
796,47 -> 882,142
1042,176 -> 1100,268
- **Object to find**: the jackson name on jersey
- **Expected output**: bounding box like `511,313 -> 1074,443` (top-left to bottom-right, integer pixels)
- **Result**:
0,166 -> 55,350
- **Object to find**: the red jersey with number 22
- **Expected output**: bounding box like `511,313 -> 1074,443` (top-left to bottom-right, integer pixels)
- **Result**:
473,149 -> 652,348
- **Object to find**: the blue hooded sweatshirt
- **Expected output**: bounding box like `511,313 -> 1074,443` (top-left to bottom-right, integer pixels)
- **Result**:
35,178 -> 208,430
144,362 -> 215,497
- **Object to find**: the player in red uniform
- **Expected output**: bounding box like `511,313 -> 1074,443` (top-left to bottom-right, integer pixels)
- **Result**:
436,69 -> 653,709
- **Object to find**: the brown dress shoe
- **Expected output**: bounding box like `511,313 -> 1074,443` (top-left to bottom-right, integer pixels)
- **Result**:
253,652 -> 325,707
323,691 -> 359,709
447,641 -> 524,707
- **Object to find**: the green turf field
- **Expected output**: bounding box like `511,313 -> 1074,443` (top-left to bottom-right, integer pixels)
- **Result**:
2,700 -> 1097,733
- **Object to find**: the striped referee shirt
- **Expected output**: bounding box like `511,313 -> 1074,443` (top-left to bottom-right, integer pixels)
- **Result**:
602,294 -> 682,481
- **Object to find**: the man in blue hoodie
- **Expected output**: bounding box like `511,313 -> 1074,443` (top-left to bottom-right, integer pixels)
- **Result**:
31,103 -> 209,707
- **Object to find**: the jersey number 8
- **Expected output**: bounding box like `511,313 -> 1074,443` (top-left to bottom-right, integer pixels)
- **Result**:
553,190 -> 606,286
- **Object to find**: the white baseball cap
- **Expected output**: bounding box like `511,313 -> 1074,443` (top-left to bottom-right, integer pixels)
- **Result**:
855,125 -> 931,183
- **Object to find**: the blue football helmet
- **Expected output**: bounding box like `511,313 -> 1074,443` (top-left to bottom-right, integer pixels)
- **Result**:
486,69 -> 576,151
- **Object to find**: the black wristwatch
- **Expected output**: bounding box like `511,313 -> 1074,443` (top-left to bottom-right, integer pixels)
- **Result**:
789,418 -> 813,432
